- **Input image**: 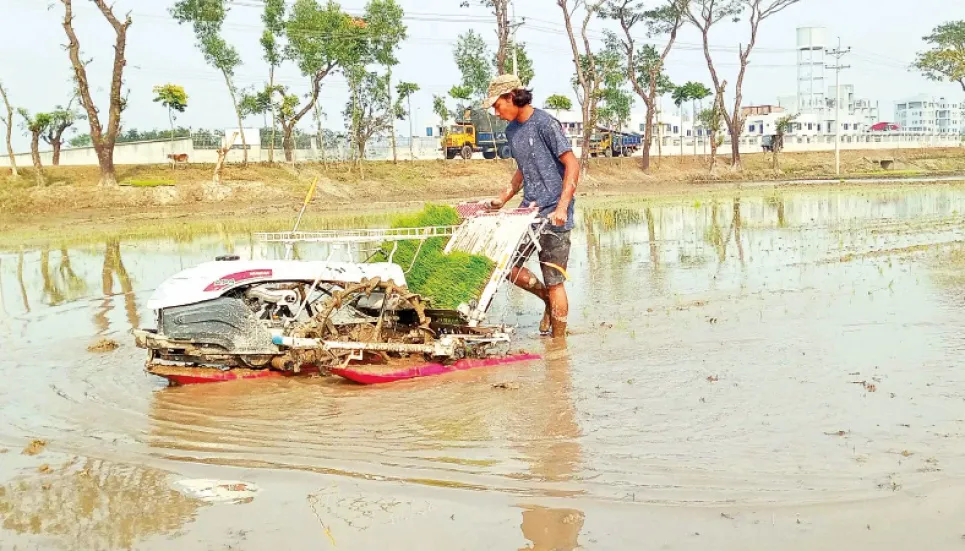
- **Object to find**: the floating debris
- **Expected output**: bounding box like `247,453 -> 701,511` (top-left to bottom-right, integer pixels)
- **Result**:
22,439 -> 46,456
707,375 -> 719,383
87,338 -> 119,353
38,464 -> 52,474
493,382 -> 521,391
174,479 -> 260,504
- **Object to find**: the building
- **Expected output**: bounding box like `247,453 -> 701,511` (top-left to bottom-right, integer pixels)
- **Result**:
742,105 -> 786,117
796,27 -> 828,115
894,95 -> 965,134
827,85 -> 880,130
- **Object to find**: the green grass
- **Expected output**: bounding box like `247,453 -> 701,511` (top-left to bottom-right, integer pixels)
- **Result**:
372,204 -> 495,310
121,179 -> 175,187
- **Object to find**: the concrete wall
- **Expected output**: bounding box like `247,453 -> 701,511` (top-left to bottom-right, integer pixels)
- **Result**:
1,133 -> 960,168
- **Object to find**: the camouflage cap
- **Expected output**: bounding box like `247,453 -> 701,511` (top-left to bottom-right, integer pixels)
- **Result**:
481,74 -> 524,109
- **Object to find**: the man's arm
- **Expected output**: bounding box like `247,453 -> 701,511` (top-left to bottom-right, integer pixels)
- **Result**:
549,151 -> 580,227
489,168 -> 523,209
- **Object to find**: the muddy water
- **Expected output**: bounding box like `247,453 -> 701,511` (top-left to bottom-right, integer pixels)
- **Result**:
3,185 -> 965,549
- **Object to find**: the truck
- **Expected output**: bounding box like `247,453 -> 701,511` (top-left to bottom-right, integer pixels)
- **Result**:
588,128 -> 642,158
442,109 -> 512,160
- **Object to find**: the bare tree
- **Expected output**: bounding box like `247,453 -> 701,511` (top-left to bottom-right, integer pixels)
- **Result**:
558,0 -> 608,172
686,0 -> 802,170
604,0 -> 686,172
461,0 -> 513,75
0,81 -> 18,178
61,0 -> 131,187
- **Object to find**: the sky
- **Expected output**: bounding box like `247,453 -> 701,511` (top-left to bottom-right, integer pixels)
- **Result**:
1,0 -> 963,152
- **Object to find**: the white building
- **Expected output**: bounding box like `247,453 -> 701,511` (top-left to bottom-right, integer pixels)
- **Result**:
894,95 -> 965,134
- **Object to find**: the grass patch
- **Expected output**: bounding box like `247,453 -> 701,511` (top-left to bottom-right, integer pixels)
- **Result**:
372,204 -> 495,310
121,179 -> 175,187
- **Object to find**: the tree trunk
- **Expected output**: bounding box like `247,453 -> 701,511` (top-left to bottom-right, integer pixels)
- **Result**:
408,96 -> 414,161
282,123 -> 295,163
61,0 -> 130,188
0,83 -> 17,177
223,72 -> 248,166
95,143 -> 117,186
641,105 -> 654,172
29,130 -> 45,186
268,66 -> 276,164
729,128 -> 742,170
388,68 -> 397,164
52,135 -> 63,166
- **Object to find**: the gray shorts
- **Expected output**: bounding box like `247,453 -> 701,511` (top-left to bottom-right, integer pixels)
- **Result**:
513,230 -> 571,287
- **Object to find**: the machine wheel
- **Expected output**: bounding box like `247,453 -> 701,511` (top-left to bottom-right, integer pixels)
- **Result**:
604,148 -> 613,158
483,151 -> 496,160
460,145 -> 473,160
498,145 -> 512,159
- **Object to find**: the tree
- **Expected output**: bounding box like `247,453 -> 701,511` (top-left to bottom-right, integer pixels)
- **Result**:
433,94 -> 450,159
771,114 -> 796,170
60,0 -> 132,187
557,0 -> 609,172
460,0 -> 513,76
265,0 -> 404,163
545,94 -> 573,117
18,110 -> 52,186
686,0 -> 804,170
595,38 -> 634,134
69,133 -> 92,148
152,84 -> 188,154
260,0 -> 286,163
672,81 -> 711,156
396,81 -> 420,160
171,0 -> 248,165
344,66 -> 394,165
914,21 -> 965,93
494,41 -> 535,85
42,100 -> 84,166
604,0 -> 685,172
454,30 -> 494,99
0,81 -> 18,178
697,85 -> 726,171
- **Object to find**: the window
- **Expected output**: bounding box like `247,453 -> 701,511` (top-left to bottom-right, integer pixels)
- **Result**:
673,125 -> 679,134
808,123 -> 813,130
749,124 -> 756,132
687,130 -> 692,137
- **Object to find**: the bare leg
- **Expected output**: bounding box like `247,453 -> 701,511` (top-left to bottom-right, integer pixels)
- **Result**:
547,283 -> 568,338
510,266 -> 552,333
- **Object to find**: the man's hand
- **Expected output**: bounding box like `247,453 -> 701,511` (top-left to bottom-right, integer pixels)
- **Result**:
549,205 -> 568,227
481,197 -> 504,211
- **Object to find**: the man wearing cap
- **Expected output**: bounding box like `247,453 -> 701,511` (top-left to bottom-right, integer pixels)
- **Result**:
481,74 -> 580,339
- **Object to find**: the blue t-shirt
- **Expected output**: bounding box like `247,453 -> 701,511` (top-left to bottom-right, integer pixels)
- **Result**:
506,108 -> 575,232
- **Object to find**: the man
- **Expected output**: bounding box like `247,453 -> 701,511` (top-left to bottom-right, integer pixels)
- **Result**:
481,74 -> 580,338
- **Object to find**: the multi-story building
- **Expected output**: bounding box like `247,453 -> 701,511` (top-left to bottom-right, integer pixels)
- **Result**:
894,95 -> 965,134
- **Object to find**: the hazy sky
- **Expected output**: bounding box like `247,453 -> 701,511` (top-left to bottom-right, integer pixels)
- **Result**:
1,0 -> 962,151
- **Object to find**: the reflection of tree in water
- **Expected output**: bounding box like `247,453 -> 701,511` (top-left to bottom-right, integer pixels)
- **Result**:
704,198 -> 745,265
0,458 -> 202,551
94,239 -> 140,335
39,247 -> 89,307
17,250 -> 30,313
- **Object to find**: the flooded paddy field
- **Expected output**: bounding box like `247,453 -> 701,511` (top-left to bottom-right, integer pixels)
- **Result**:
3,184 -> 965,550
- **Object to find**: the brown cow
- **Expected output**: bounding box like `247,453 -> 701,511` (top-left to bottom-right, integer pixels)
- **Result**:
167,153 -> 189,168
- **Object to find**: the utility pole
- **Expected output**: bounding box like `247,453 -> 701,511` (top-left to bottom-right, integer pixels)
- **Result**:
826,38 -> 851,176
510,0 -> 523,76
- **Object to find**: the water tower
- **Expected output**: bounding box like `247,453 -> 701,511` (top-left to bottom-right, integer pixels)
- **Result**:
796,27 -> 828,115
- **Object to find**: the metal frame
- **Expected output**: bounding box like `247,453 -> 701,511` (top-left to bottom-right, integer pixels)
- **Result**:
255,208 -> 546,325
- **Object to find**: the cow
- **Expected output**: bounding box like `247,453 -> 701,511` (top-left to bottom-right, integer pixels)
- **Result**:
167,153 -> 189,169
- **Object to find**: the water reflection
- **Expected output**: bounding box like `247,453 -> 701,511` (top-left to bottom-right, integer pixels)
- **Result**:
0,458 -> 202,550
95,239 -> 140,335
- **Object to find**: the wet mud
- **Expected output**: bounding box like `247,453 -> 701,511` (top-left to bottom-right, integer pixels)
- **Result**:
3,184 -> 965,549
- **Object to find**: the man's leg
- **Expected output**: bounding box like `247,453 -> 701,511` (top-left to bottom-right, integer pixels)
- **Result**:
546,283 -> 568,339
509,265 -> 553,333
538,231 -> 572,339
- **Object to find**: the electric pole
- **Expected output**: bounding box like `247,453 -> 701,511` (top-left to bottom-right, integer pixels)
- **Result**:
826,38 -> 851,176
510,0 -> 523,77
